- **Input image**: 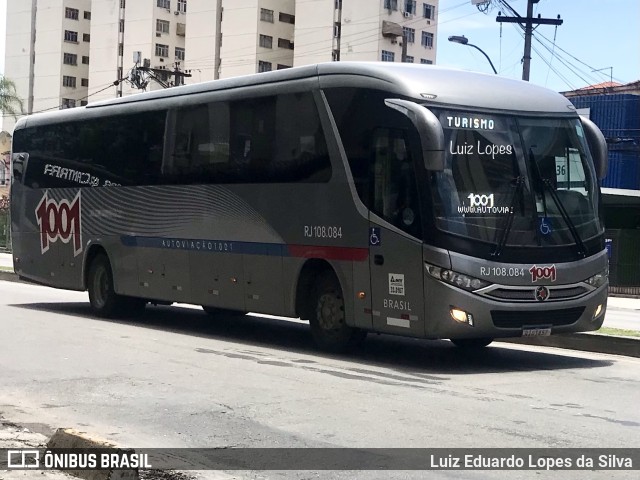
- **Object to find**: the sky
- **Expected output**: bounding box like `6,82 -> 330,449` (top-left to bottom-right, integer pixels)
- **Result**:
0,0 -> 638,93
435,0 -> 640,91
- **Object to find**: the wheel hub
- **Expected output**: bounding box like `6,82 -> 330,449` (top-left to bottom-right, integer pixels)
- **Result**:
317,293 -> 344,330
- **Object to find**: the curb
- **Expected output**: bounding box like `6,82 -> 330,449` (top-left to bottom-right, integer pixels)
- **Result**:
0,269 -> 20,283
46,428 -> 138,480
500,333 -> 640,358
1,268 -> 638,358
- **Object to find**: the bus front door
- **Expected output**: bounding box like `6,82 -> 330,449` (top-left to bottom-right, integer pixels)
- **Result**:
368,129 -> 425,337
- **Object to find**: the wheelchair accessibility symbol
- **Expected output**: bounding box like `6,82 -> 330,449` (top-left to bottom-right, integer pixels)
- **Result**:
539,217 -> 552,236
369,227 -> 381,246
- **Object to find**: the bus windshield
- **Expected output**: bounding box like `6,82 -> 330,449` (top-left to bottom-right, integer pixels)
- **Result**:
430,110 -> 602,249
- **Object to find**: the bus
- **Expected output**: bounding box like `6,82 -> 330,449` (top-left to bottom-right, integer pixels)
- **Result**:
10,62 -> 609,351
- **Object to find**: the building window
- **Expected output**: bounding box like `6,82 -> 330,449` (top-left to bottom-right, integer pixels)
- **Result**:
420,58 -> 433,64
335,0 -> 342,9
157,0 -> 170,8
259,34 -> 273,49
403,27 -> 415,43
118,43 -> 124,56
84,11 -> 91,20
156,19 -> 170,34
62,76 -> 76,88
405,0 -> 417,14
277,64 -> 291,70
81,78 -> 89,87
381,50 -> 395,62
120,0 -> 126,8
332,49 -> 340,61
278,38 -> 294,50
333,22 -> 341,38
384,0 -> 398,10
65,7 -> 79,20
155,43 -> 169,57
61,98 -> 76,109
80,100 -> 88,106
177,0 -> 187,13
258,60 -> 272,72
404,55 -> 414,63
82,55 -> 90,64
119,19 -> 125,32
423,3 -> 435,19
63,53 -> 78,65
83,33 -> 90,42
421,31 -> 433,48
279,12 -> 295,24
175,46 -> 185,60
260,8 -> 274,22
64,30 -> 78,43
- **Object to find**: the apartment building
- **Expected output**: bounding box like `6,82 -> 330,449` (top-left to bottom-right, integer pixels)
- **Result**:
89,0 -> 187,102
3,0 -> 92,132
185,0 -> 296,82
183,0 -> 438,84
293,0 -> 438,66
2,0 -> 439,131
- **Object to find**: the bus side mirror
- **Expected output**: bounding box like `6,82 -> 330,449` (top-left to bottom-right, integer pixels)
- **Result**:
580,116 -> 608,179
384,99 -> 444,171
11,152 -> 28,183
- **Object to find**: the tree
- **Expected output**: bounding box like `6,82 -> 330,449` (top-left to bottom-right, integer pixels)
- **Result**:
0,76 -> 24,120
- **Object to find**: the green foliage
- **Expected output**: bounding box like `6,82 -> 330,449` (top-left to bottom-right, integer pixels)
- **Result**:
0,76 -> 24,120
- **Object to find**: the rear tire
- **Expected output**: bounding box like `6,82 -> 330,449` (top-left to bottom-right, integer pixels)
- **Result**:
306,271 -> 366,352
450,337 -> 493,348
87,253 -> 145,318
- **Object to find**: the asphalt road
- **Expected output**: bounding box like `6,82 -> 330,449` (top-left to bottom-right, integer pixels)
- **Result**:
0,280 -> 638,479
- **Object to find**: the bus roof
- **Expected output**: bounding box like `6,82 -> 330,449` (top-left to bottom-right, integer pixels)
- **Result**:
17,62 -> 577,129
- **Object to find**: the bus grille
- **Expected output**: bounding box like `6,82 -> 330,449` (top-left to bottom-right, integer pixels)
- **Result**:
484,286 -> 589,302
491,307 -> 585,329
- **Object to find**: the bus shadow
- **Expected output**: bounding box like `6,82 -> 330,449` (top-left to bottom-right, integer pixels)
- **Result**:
13,302 -> 614,375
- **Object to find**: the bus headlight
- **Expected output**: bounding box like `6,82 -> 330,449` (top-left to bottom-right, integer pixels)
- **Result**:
585,269 -> 608,288
425,263 -> 490,292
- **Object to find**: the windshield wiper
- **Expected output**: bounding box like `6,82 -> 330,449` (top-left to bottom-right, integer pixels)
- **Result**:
540,178 -> 587,258
491,176 -> 524,258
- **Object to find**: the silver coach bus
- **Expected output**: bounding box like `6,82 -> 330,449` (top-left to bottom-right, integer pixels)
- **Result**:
10,62 -> 609,351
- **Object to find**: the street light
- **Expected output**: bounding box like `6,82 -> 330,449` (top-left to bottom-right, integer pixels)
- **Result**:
448,35 -> 498,75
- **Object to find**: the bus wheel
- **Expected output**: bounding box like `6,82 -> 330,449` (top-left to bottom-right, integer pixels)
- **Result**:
450,338 -> 493,348
308,271 -> 366,352
88,254 -> 145,318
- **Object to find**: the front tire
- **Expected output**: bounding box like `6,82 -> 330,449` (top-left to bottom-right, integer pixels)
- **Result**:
450,337 -> 493,348
306,271 -> 366,352
87,253 -> 145,318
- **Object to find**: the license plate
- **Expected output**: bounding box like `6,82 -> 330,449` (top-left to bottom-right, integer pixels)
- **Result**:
522,327 -> 552,337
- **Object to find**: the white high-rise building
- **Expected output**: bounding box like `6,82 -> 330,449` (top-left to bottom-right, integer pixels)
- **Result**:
3,0 -> 439,131
89,0 -> 187,103
3,0 -> 92,132
183,0 -> 438,84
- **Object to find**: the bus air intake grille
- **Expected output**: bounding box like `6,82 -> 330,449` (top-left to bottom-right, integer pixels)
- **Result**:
491,307 -> 585,329
485,286 -> 588,302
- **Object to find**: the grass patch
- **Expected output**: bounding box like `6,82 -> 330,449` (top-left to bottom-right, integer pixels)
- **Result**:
598,327 -> 640,338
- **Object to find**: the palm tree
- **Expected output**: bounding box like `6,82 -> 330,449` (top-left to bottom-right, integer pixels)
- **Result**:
0,76 -> 24,120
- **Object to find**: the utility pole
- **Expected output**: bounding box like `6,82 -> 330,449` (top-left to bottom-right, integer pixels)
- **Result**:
496,0 -> 562,81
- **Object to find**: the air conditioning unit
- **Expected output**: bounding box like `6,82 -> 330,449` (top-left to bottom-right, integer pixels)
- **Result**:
403,12 -> 411,17
426,20 -> 431,25
174,11 -> 179,15
156,33 -> 161,37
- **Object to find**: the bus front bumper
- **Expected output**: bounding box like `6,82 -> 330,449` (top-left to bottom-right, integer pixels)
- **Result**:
424,280 -> 608,340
